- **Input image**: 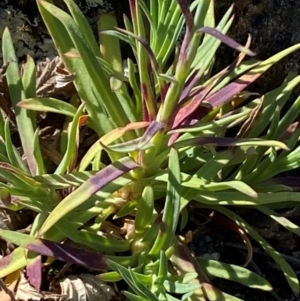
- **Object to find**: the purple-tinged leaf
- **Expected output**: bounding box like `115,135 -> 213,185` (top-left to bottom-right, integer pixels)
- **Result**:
198,27 -> 256,57
206,43 -> 300,108
279,121 -> 300,141
0,187 -> 12,207
128,0 -> 158,121
205,77 -> 253,108
179,70 -> 203,104
129,0 -> 138,30
168,119 -> 191,146
171,241 -> 210,283
173,72 -> 226,129
137,121 -> 164,149
173,66 -> 239,129
0,247 -> 26,278
177,0 -> 193,32
176,0 -> 194,54
140,80 -> 157,122
0,230 -> 109,270
39,157 -> 139,236
173,87 -> 210,129
173,47 -> 256,129
26,254 -> 42,290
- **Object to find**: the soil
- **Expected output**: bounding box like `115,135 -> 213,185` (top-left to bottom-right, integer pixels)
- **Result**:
188,206 -> 300,301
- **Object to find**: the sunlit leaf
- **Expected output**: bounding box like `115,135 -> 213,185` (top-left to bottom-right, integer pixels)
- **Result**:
149,148 -> 181,255
0,247 -> 26,278
198,258 -> 272,291
18,97 -> 77,117
39,157 -> 139,236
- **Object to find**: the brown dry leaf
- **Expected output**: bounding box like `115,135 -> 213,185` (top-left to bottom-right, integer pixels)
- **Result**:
0,62 -> 14,121
0,61 -> 10,101
36,57 -> 76,98
14,272 -> 60,301
237,94 -> 264,138
36,57 -> 63,90
58,274 -> 116,301
15,272 -> 42,301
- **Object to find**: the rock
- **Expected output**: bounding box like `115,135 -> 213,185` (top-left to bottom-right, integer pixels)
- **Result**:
1,0 -> 300,95
0,2 -> 57,62
214,0 -> 300,94
0,0 -> 113,63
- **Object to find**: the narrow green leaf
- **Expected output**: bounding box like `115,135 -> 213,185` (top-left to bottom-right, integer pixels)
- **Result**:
2,28 -> 37,175
33,128 -> 46,175
150,148 -> 181,255
18,97 -> 77,117
174,136 -> 289,151
39,0 -> 134,133
4,118 -> 27,172
100,137 -> 153,153
196,150 -> 233,181
98,271 -> 122,282
180,206 -> 189,231
114,200 -> 139,219
123,292 -> 149,301
163,280 -> 200,294
198,258 -> 272,291
78,230 -> 131,252
63,0 -> 101,56
34,171 -> 96,188
98,12 -> 123,91
276,94 -> 300,140
55,102 -> 85,174
135,185 -> 154,234
202,181 -> 258,198
194,191 -> 300,206
156,251 -> 168,285
39,157 -> 138,236
0,162 -> 42,187
21,56 -> 36,96
108,260 -> 156,300
258,206 -> 300,237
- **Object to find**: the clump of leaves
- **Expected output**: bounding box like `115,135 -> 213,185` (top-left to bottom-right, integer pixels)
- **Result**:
0,0 -> 300,300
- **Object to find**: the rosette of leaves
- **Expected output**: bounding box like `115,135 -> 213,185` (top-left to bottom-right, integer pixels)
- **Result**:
0,0 -> 300,300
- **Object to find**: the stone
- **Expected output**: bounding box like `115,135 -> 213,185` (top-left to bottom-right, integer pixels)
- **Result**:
214,0 -> 300,94
0,0 -> 300,95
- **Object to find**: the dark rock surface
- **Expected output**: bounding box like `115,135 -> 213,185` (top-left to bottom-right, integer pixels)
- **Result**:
214,0 -> 300,94
1,0 -> 300,93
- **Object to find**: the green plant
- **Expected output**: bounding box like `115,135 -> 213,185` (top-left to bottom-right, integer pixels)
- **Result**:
1,0 -> 300,300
